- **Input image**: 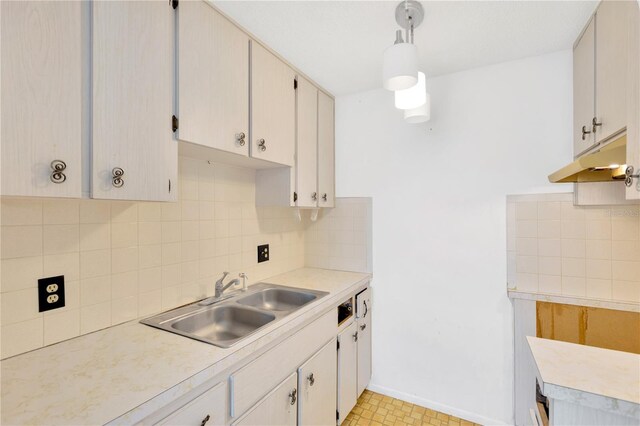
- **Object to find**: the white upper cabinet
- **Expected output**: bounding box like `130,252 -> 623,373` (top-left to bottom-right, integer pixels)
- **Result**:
250,41 -> 296,167
626,1 -> 640,200
1,1 -> 83,198
573,17 -> 596,156
177,1 -> 249,157
296,77 -> 319,207
92,1 -> 177,201
594,0 -> 632,144
318,91 -> 336,208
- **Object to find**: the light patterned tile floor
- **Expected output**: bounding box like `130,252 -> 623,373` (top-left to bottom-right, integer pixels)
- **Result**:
342,390 -> 479,426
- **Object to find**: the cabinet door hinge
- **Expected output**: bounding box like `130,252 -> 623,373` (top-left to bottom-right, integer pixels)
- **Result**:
337,410 -> 340,421
172,115 -> 179,132
169,179 -> 172,193
337,340 -> 340,351
171,0 -> 178,9
294,78 -> 298,90
293,192 -> 298,202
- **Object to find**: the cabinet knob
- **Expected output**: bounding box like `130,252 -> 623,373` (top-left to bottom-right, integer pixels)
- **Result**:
592,117 -> 602,132
307,373 -> 315,386
200,414 -> 210,426
289,388 -> 297,405
236,132 -> 246,146
322,193 -> 327,202
257,138 -> 267,152
353,331 -> 358,342
112,167 -> 125,188
311,192 -> 317,201
50,160 -> 67,184
360,323 -> 367,331
581,125 -> 591,141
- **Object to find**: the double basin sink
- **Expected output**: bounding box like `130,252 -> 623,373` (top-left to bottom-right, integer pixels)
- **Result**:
140,283 -> 328,348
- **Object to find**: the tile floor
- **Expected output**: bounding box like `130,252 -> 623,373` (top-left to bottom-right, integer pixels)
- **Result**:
343,390 -> 478,426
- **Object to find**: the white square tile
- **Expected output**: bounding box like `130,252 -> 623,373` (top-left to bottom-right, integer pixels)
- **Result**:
111,201 -> 138,223
43,200 -> 79,225
80,275 -> 112,306
1,226 -> 43,259
80,249 -> 111,279
538,275 -> 561,294
80,301 -> 111,334
1,318 -> 43,359
139,244 -> 162,269
139,267 -> 162,294
538,239 -> 561,257
561,221 -> 586,239
612,280 -> 640,303
44,309 -> 80,346
586,278 -> 612,300
1,199 -> 42,226
79,200 -> 110,224
612,261 -> 640,282
161,242 -> 181,265
139,222 -> 161,246
80,223 -> 110,251
1,256 -> 42,292
561,239 -> 585,259
43,225 -> 79,255
611,240 -> 640,261
586,220 -> 611,240
538,257 -> 561,276
612,219 -> 639,241
138,203 -> 162,222
111,271 -> 138,299
537,202 -> 561,221
586,259 -> 611,280
138,290 -> 161,317
111,248 -> 138,274
562,276 -> 586,296
111,222 -> 138,249
161,202 -> 181,221
1,288 -> 41,325
586,240 -> 612,260
161,222 -> 181,243
537,221 -> 560,239
181,221 -> 199,242
43,253 -> 80,282
562,258 -> 585,278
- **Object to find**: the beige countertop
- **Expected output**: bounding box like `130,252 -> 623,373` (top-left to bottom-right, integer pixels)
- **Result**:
527,336 -> 640,419
1,268 -> 371,425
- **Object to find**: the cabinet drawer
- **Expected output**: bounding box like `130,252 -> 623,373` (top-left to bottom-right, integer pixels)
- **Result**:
158,381 -> 226,426
229,309 -> 335,418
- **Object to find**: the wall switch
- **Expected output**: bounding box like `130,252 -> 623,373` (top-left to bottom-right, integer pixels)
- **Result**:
257,244 -> 269,263
38,275 -> 65,312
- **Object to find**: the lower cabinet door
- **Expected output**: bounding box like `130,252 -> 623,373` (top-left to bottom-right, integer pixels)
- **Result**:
232,372 -> 297,426
158,381 -> 226,426
297,338 -> 338,426
337,321 -> 358,424
356,289 -> 372,397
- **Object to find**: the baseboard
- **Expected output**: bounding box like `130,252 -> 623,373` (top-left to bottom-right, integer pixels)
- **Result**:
366,383 -> 509,426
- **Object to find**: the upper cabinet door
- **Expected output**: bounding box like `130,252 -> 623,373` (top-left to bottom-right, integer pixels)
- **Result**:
1,1 -> 82,198
92,1 -> 177,201
317,91 -> 336,208
178,1 -> 249,156
296,77 -> 319,207
573,17 -> 596,157
250,42 -> 296,166
626,1 -> 640,200
595,0 -> 632,144
297,339 -> 337,426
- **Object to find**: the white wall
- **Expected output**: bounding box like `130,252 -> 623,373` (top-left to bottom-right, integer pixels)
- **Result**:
334,50 -> 573,424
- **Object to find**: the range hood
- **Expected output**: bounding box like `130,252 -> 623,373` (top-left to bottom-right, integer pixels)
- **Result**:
548,136 -> 627,183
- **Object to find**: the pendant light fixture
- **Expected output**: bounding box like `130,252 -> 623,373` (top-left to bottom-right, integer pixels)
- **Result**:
395,71 -> 426,109
382,0 -> 424,91
404,93 -> 431,123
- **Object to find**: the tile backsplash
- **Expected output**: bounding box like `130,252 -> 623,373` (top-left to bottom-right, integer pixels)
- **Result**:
305,198 -> 372,273
507,193 -> 640,304
0,158 -> 307,359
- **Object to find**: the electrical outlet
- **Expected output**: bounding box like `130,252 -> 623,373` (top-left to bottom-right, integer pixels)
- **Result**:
38,275 -> 65,312
257,244 -> 269,263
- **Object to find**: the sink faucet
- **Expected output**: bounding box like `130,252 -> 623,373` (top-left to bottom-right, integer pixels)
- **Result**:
215,272 -> 240,298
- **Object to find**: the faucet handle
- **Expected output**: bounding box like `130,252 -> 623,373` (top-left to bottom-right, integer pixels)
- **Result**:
216,271 -> 229,285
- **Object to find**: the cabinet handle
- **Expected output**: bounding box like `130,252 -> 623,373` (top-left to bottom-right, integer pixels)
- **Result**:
112,168 -> 124,188
592,117 -> 602,132
307,373 -> 315,386
289,388 -> 297,405
50,160 -> 67,184
322,193 -> 327,202
200,414 -> 210,426
363,300 -> 368,318
581,125 -> 591,141
353,331 -> 358,342
236,132 -> 246,146
625,166 -> 640,188
311,192 -> 317,201
360,323 -> 367,331
257,138 -> 267,152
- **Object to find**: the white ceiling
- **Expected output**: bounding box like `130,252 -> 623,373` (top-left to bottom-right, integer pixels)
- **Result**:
214,1 -> 599,96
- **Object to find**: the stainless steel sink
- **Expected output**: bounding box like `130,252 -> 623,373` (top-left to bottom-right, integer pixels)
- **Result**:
140,283 -> 328,348
171,305 -> 276,347
237,288 -> 317,311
